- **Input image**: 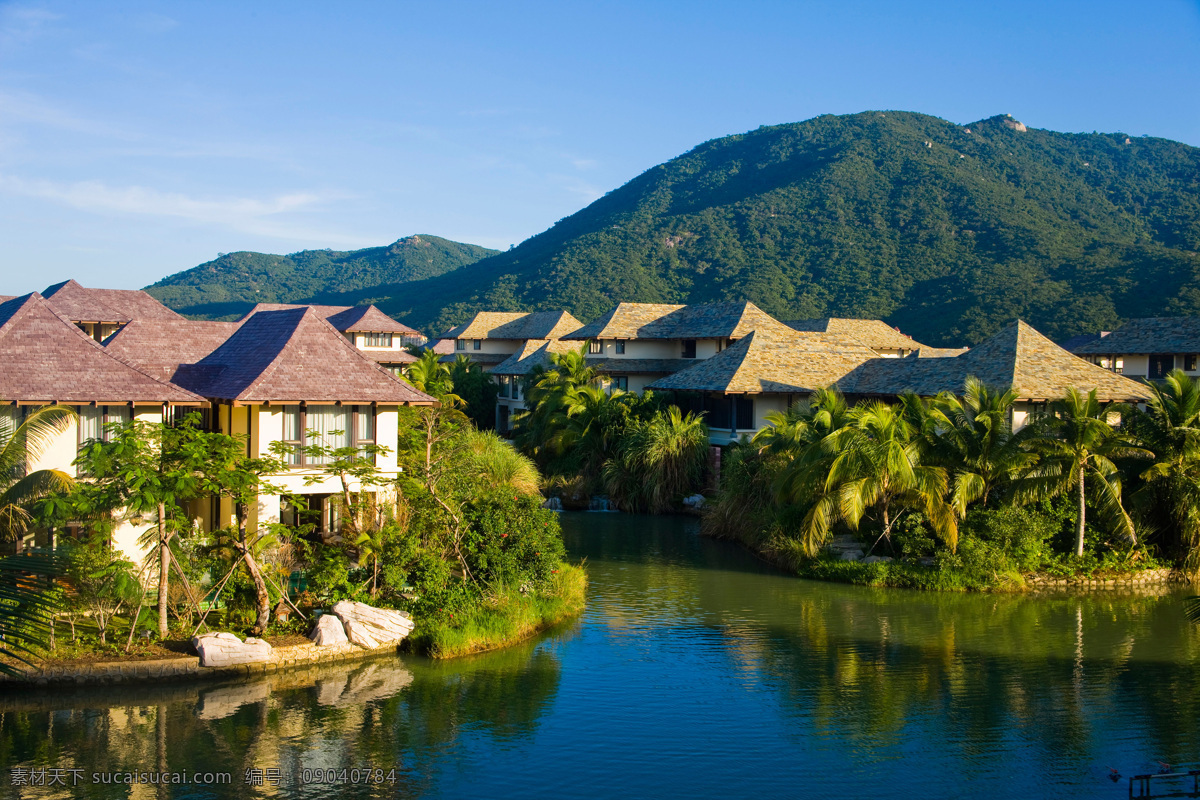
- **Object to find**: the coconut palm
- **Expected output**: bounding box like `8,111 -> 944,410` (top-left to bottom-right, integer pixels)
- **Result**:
1125,369 -> 1200,570
927,378 -> 1036,513
0,406 -> 77,542
753,388 -> 852,556
516,345 -> 598,461
0,549 -> 65,675
404,350 -> 458,400
825,401 -> 958,554
1017,388 -> 1150,557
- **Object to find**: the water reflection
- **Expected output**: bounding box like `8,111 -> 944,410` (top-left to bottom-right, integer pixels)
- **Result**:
1,514 -> 1196,799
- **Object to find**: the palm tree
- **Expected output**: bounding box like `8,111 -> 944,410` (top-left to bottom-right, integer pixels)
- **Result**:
0,406 -> 77,543
1125,369 -> 1200,571
354,527 -> 385,598
926,378 -> 1035,514
1018,388 -> 1150,557
0,550 -> 65,676
404,350 -> 457,400
516,345 -> 598,462
753,388 -> 852,556
825,401 -> 958,554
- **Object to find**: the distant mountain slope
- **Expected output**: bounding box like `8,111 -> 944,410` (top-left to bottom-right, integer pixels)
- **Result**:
145,234 -> 498,319
352,111 -> 1199,346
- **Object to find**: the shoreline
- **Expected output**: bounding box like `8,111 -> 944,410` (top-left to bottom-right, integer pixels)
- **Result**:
709,528 -> 1192,595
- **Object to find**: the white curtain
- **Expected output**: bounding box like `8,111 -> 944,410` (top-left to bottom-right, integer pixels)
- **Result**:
306,405 -> 350,463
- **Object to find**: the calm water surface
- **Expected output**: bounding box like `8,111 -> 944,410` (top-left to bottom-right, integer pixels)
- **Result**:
2,513 -> 1199,799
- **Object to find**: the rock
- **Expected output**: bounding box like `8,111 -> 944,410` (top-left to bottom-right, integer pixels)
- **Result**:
862,556 -> 894,565
343,618 -> 380,649
839,550 -> 862,561
331,600 -> 415,646
541,497 -> 563,511
192,632 -> 273,668
310,613 -> 349,646
682,494 -> 706,508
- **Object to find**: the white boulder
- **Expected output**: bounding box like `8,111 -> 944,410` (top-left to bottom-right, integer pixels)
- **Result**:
343,618 -> 380,649
682,494 -> 706,509
192,632 -> 273,668
331,600 -> 414,647
310,613 -> 349,646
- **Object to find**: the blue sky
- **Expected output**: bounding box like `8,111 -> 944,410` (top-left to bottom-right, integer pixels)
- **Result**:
1,0 -> 1198,293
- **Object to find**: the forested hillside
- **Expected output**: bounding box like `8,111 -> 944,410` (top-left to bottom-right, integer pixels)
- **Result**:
148,112 -> 1200,346
145,235 -> 498,319
350,112 -> 1198,346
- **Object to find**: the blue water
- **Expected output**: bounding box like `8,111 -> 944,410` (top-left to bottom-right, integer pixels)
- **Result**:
2,513 -> 1197,799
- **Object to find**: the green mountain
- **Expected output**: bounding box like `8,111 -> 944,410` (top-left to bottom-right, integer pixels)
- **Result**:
336,111 -> 1198,346
145,234 -> 499,319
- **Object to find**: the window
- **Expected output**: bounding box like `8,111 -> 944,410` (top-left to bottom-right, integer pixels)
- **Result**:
682,339 -> 697,359
77,404 -> 131,445
362,332 -> 392,347
615,340 -> 626,354
612,376 -> 628,392
456,339 -> 466,351
1186,355 -> 1198,372
589,339 -> 602,354
734,396 -> 755,430
498,376 -> 511,398
473,339 -> 482,351
280,405 -> 375,466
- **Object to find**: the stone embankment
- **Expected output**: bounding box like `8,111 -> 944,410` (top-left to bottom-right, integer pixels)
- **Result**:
1023,567 -> 1187,593
1,602 -> 416,688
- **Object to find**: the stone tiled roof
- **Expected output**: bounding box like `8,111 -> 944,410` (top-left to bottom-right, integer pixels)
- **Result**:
561,303 -> 686,340
564,301 -> 794,341
438,352 -> 511,367
491,339 -> 581,376
1071,317 -> 1200,355
443,310 -> 583,340
785,318 -> 928,350
911,346 -> 969,358
421,339 -> 455,355
103,319 -> 243,381
42,279 -> 184,323
0,294 -> 205,405
647,329 -> 880,394
587,358 -> 696,375
242,303 -> 419,335
847,320 -> 1153,401
172,307 -> 435,405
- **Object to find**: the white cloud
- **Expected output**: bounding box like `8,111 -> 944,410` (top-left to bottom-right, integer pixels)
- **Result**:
0,172 -> 364,244
0,5 -> 61,47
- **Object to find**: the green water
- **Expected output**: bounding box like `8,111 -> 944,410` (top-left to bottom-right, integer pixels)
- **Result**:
1,512 -> 1198,798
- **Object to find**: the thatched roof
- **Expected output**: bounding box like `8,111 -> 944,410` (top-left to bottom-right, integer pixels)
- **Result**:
443,310 -> 582,340
561,303 -> 686,340
847,320 -> 1153,401
1071,317 -> 1200,355
647,329 -> 879,394
587,358 -> 695,375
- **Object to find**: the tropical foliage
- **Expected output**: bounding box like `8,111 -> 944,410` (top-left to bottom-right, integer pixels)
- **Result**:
708,373 -> 1200,586
0,406 -> 76,542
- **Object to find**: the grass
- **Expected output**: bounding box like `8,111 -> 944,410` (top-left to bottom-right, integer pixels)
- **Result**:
409,564 -> 588,659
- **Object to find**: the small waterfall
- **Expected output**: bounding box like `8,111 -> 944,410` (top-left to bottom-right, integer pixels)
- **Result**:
541,497 -> 564,512
588,495 -> 616,512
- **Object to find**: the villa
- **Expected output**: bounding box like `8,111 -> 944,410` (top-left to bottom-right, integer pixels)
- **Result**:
1069,317 -> 1200,380
41,279 -> 184,341
441,310 -> 583,372
0,292 -> 206,557
239,303 -> 425,374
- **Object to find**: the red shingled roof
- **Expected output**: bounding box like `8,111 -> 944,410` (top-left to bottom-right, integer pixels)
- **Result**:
104,318 -> 243,381
42,279 -> 184,323
241,303 -> 420,335
172,307 -> 435,404
0,293 -> 205,405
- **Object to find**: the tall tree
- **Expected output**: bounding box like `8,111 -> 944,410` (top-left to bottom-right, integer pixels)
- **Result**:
1018,388 -> 1149,557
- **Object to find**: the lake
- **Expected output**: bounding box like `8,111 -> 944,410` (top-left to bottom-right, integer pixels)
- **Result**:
2,512 -> 1197,798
